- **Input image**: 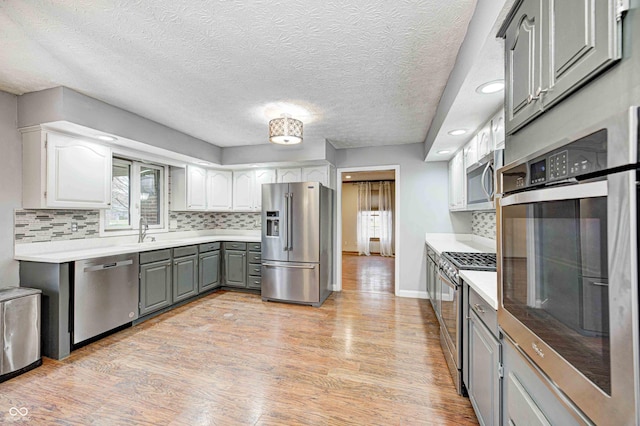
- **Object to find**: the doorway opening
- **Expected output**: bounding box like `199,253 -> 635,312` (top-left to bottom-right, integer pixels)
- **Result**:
336,166 -> 400,295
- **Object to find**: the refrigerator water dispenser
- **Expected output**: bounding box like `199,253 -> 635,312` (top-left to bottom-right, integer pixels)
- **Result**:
266,211 -> 279,236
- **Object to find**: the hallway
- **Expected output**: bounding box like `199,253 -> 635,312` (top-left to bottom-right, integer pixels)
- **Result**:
342,253 -> 395,294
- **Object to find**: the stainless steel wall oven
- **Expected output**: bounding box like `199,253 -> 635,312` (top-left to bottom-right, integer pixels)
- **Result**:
497,107 -> 640,425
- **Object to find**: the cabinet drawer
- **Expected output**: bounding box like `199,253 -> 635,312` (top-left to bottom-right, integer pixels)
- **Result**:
199,242 -> 220,253
247,276 -> 261,289
224,242 -> 247,250
173,245 -> 198,258
247,252 -> 261,263
248,242 -> 261,252
248,264 -> 262,276
140,249 -> 171,265
469,287 -> 498,336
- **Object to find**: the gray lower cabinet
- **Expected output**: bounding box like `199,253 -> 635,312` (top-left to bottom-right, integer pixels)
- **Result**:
502,335 -> 583,425
139,252 -> 172,316
247,242 -> 262,290
501,0 -> 622,135
173,248 -> 198,302
468,310 -> 501,426
224,248 -> 247,288
199,250 -> 220,292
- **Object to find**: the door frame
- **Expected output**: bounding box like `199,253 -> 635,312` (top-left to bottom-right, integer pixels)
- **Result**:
335,165 -> 400,295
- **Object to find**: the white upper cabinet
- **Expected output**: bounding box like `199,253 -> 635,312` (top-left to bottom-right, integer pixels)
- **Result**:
186,166 -> 207,210
276,165 -> 335,189
491,109 -> 505,150
448,150 -> 466,210
463,135 -> 478,170
206,170 -> 232,211
22,130 -> 112,209
232,170 -> 254,211
476,123 -> 493,160
253,169 -> 276,210
233,169 -> 276,211
276,167 -> 302,183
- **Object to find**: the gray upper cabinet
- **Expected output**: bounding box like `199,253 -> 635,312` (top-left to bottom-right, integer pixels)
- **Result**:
502,0 -> 622,135
224,248 -> 246,288
173,252 -> 198,302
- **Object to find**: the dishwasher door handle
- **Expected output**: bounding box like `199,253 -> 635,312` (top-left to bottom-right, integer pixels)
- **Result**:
83,259 -> 134,272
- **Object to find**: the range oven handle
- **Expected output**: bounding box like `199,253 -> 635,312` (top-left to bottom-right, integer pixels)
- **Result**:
500,180 -> 607,207
438,271 -> 458,290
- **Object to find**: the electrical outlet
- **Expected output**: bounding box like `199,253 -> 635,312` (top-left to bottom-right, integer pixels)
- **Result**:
71,222 -> 78,232
169,219 -> 178,230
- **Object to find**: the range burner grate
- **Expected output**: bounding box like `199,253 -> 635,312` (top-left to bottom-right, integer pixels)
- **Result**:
441,252 -> 497,271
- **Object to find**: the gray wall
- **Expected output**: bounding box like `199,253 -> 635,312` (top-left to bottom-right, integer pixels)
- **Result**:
0,91 -> 21,287
505,5 -> 640,163
18,87 -> 222,164
336,143 -> 471,296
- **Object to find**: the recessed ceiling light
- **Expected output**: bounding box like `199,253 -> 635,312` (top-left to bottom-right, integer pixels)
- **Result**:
437,150 -> 451,154
345,175 -> 352,179
448,129 -> 467,136
197,161 -> 210,166
97,135 -> 117,141
476,80 -> 505,94
251,164 -> 259,168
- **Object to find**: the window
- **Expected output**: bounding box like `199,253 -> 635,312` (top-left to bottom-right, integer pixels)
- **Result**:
368,211 -> 380,239
102,158 -> 166,233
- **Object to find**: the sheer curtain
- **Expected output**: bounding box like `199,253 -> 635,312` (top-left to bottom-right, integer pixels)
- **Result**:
356,182 -> 371,256
379,181 -> 393,257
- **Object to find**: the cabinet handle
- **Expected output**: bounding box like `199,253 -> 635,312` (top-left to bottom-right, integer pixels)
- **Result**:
527,87 -> 548,103
472,303 -> 485,314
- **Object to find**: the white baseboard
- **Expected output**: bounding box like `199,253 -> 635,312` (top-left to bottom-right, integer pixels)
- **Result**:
395,290 -> 428,299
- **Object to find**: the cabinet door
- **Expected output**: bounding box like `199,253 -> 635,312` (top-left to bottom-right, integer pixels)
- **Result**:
491,110 -> 505,150
254,169 -> 276,211
199,251 -> 220,292
233,170 -> 254,211
545,0 -> 620,108
301,166 -> 328,186
504,0 -> 544,135
224,249 -> 246,288
468,311 -> 501,426
476,124 -> 492,159
140,261 -> 172,316
463,135 -> 478,169
277,167 -> 302,183
46,133 -> 112,208
448,157 -> 456,210
173,255 -> 198,302
206,170 -> 233,211
187,165 -> 207,210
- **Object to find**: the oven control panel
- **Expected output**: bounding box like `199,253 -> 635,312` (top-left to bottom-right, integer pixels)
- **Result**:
502,129 -> 607,194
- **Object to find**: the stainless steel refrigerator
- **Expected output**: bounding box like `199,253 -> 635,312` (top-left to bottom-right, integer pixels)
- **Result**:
261,182 -> 333,307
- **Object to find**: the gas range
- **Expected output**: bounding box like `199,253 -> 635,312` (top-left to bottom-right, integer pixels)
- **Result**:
439,252 -> 496,283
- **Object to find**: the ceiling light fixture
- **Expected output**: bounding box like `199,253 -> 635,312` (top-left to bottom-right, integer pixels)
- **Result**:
476,80 -> 505,94
448,129 -> 467,136
345,175 -> 352,179
437,150 -> 451,154
269,114 -> 303,145
97,135 -> 117,142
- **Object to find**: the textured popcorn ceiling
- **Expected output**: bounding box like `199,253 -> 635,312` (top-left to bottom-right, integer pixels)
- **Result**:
0,0 -> 476,149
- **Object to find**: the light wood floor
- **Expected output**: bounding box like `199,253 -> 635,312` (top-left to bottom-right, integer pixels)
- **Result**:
1,267 -> 477,424
342,253 -> 395,294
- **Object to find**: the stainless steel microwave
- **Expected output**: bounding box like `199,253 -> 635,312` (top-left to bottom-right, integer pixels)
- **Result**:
497,107 -> 640,425
467,149 -> 504,210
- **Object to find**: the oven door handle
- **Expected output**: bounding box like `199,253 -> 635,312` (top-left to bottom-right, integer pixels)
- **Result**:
500,180 -> 607,207
439,272 -> 458,290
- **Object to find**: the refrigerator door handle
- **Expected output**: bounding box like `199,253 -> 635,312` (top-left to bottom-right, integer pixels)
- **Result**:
262,263 -> 316,270
284,193 -> 289,251
288,192 -> 293,251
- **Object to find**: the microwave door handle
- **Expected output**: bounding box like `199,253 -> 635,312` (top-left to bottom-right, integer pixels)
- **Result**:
481,162 -> 492,201
488,164 -> 495,199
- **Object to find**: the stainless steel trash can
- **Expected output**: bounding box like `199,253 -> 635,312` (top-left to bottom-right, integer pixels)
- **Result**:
0,287 -> 42,382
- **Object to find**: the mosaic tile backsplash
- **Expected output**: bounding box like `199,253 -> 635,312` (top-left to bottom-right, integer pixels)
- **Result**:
471,211 -> 496,240
15,209 -> 261,244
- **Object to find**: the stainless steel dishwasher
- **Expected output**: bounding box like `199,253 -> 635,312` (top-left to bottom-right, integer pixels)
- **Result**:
73,254 -> 139,345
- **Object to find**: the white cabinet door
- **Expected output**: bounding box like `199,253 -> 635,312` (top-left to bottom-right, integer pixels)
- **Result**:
476,124 -> 492,159
186,166 -> 207,210
253,169 -> 276,210
463,136 -> 478,170
277,167 -> 302,183
45,133 -> 112,209
491,110 -> 505,150
206,170 -> 232,211
449,150 -> 465,210
232,170 -> 254,211
301,166 -> 328,187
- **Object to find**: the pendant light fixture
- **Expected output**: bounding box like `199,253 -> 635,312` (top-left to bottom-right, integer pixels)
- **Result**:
269,114 -> 303,145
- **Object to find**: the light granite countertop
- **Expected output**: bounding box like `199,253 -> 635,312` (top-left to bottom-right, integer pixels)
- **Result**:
15,230 -> 261,263
459,270 -> 498,310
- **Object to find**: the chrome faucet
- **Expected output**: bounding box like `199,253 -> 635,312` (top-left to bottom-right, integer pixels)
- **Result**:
138,216 -> 149,243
